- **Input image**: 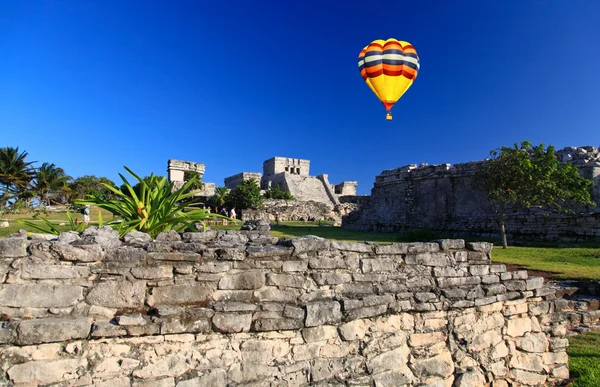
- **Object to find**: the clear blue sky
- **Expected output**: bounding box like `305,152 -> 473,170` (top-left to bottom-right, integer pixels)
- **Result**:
1,1 -> 598,195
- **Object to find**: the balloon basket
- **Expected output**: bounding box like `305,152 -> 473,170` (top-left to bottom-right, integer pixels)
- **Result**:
386,113 -> 392,121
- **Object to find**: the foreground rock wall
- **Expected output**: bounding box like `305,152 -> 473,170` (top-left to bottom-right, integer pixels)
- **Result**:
343,161 -> 600,241
0,228 -> 569,386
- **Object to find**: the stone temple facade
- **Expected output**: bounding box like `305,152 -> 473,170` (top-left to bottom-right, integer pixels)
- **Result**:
224,156 -> 358,206
167,159 -> 215,197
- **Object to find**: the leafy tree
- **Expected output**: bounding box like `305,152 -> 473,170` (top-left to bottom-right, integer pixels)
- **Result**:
263,186 -> 295,200
212,186 -> 229,207
474,141 -> 595,248
31,162 -> 72,206
0,147 -> 35,206
183,170 -> 203,193
225,178 -> 263,209
70,175 -> 118,202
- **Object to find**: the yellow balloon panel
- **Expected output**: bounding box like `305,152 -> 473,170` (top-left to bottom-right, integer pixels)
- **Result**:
358,38 -> 420,113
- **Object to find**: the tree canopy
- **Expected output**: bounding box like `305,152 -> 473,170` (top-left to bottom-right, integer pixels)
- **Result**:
475,141 -> 595,248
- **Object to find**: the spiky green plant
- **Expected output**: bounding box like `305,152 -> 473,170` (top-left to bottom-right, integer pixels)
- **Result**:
18,209 -> 84,235
76,166 -> 230,237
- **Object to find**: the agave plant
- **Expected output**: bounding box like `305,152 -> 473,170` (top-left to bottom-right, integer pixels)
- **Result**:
76,166 -> 230,237
18,209 -> 85,235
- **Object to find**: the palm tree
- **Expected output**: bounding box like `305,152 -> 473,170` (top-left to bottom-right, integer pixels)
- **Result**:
32,163 -> 72,206
213,186 -> 229,207
0,147 -> 36,205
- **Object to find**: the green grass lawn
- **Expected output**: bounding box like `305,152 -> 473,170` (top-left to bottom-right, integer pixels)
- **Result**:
568,333 -> 600,387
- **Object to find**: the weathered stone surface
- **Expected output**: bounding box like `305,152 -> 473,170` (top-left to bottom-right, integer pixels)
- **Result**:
0,284 -> 82,308
104,246 -> 147,264
405,253 -> 450,267
81,226 -> 120,246
155,230 -> 181,242
178,369 -> 226,387
330,241 -> 373,253
116,314 -> 147,326
339,319 -> 369,341
17,318 -> 92,345
182,230 -> 217,242
133,354 -> 189,379
302,325 -> 338,342
131,266 -> 173,280
267,273 -> 305,288
291,235 -> 331,254
374,243 -> 408,255
306,301 -> 342,327
20,263 -> 88,279
123,231 -> 152,245
51,243 -> 103,262
0,237 -> 27,258
516,332 -> 549,353
252,318 -> 304,331
147,283 -> 216,307
410,350 -> 454,378
212,312 -> 252,333
467,242 -> 493,253
437,239 -> 465,250
506,317 -> 532,337
372,366 -> 415,386
148,252 -> 202,262
454,368 -> 486,387
245,244 -> 293,258
86,281 -> 146,308
367,345 -> 410,374
219,270 -> 265,290
58,231 -> 81,244
7,359 -> 84,385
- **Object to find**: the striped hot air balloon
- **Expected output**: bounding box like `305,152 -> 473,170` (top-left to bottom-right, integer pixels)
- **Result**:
358,38 -> 420,120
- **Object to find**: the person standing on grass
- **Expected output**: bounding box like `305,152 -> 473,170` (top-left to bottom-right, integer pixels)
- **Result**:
83,205 -> 91,226
230,207 -> 236,220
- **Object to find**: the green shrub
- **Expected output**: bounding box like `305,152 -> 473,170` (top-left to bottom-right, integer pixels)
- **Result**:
76,166 -> 228,237
264,186 -> 294,200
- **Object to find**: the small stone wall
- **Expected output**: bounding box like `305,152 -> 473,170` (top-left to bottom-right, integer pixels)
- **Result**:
242,199 -> 358,226
0,228 -> 569,386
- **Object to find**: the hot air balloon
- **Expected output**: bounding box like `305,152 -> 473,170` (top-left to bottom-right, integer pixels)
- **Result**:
358,38 -> 420,120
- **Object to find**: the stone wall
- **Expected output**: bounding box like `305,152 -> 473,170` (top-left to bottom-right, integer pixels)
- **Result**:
0,228 -> 569,386
224,172 -> 262,190
343,159 -> 600,241
242,199 -> 358,226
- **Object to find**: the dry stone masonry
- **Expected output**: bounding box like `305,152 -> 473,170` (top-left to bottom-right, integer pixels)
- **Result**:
344,146 -> 600,242
0,228 -> 570,386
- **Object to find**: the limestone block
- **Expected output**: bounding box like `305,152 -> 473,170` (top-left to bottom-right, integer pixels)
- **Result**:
116,315 -> 147,326
542,351 -> 568,367
310,358 -> 345,382
509,369 -> 546,386
51,243 -> 102,262
506,317 -> 532,337
0,284 -> 83,308
7,358 -> 85,385
132,377 -> 175,387
254,287 -> 301,303
467,242 -> 493,253
516,332 -> 549,353
437,239 -> 465,250
467,251 -> 489,263
367,345 -> 410,374
433,267 -> 467,277
330,241 -> 373,253
405,253 -> 450,267
409,332 -> 446,347
509,351 -> 544,372
469,265 -> 490,276
282,260 -> 308,272
178,369 -> 226,387
104,246 -> 147,265
549,338 -> 569,350
197,262 -> 231,273
410,349 -> 454,378
291,235 -> 331,254
361,258 -> 398,273
133,354 -> 189,379
372,366 -> 415,386
454,368 -> 486,387
484,284 -> 507,296
504,280 -> 527,292
437,276 -> 481,288
339,319 -> 369,341
213,290 -> 254,302
155,230 -> 181,242
346,305 -> 388,321
253,318 -> 304,331
301,325 -> 338,343
147,282 -> 216,307
86,280 -> 146,308
82,226 -> 122,248
91,322 -> 127,338
481,274 -> 500,284
266,273 -> 306,288
312,272 -> 352,285
526,277 -> 544,290
122,231 -> 152,245
246,244 -> 293,258
293,342 -> 323,361
148,252 -> 202,262
218,270 -> 265,290
374,243 -> 409,255
0,237 -> 27,258
17,317 -> 92,345
306,301 -> 342,327
491,341 -> 509,359
213,302 -> 257,312
363,294 -> 396,307
308,257 -> 347,269
181,230 -> 217,242
284,305 -> 305,319
20,263 -> 89,280
471,329 -> 502,351
212,312 -> 252,333
334,282 -> 374,296
551,365 -> 570,379
131,266 -> 173,280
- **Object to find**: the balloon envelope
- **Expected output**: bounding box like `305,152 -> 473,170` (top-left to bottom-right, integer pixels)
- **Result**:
358,38 -> 420,120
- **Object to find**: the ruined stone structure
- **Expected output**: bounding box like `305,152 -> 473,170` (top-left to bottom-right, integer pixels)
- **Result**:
167,159 -> 215,197
0,229 -> 570,386
243,199 -> 359,226
224,172 -> 263,190
344,146 -> 600,241
224,157 -> 358,206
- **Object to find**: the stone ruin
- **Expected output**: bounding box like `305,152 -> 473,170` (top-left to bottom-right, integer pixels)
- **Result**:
344,146 -> 600,242
0,228 -> 573,386
225,157 -> 358,206
167,159 -> 216,197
